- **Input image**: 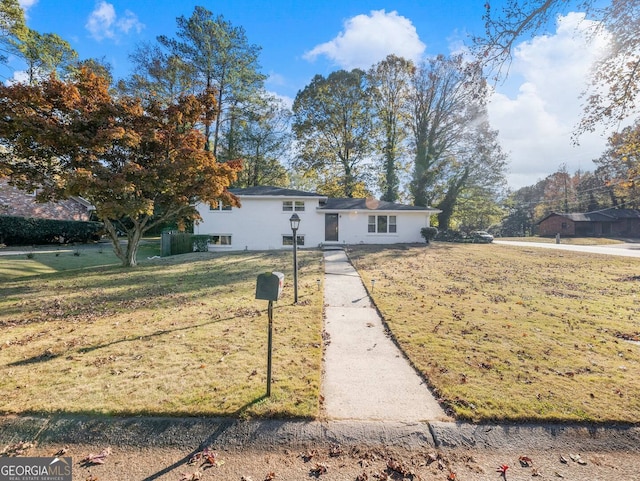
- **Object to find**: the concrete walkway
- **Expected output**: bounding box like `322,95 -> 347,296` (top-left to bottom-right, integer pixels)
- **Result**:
322,249 -> 449,422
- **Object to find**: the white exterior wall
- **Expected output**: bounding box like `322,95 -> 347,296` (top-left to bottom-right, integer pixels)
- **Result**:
326,210 -> 431,245
195,196 -> 327,251
195,196 -> 434,251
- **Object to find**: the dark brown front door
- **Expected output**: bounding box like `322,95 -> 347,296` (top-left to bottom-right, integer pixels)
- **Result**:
325,214 -> 338,241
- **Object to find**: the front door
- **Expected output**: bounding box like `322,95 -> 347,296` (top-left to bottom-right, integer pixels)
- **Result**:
325,214 -> 339,242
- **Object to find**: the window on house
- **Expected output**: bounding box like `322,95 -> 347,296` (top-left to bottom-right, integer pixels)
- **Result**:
209,203 -> 232,211
368,216 -> 376,233
283,201 -> 305,212
561,222 -> 568,229
368,215 -> 397,233
389,216 -> 397,233
210,235 -> 232,245
282,235 -> 305,246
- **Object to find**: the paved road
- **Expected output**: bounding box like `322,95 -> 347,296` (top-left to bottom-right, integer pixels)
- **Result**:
494,240 -> 640,258
322,249 -> 449,422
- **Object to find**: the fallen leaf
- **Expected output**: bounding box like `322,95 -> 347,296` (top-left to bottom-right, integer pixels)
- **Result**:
81,448 -> 111,466
387,458 -> 414,477
54,447 -> 69,456
426,452 -> 439,465
1,441 -> 36,456
447,471 -> 457,480
569,453 -> 586,465
263,472 -> 275,481
519,455 -> 533,467
301,449 -> 318,462
328,444 -> 344,457
310,463 -> 328,477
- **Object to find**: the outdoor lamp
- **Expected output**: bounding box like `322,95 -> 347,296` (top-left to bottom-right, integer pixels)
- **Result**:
289,213 -> 301,303
289,213 -> 301,231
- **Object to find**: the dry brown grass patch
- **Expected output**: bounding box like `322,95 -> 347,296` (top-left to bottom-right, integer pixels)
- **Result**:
0,250 -> 324,418
348,243 -> 640,423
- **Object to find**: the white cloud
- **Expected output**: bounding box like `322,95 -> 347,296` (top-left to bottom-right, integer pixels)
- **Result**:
85,1 -> 144,42
7,70 -> 29,85
303,10 -> 425,70
488,12 -> 614,189
18,0 -> 38,11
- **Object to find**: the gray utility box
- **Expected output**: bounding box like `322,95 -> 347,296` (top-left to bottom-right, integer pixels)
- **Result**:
255,272 -> 285,301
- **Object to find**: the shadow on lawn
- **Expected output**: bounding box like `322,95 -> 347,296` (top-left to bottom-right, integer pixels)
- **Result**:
76,311 -> 254,355
0,250 -> 308,323
7,352 -> 62,366
4,310 -> 261,367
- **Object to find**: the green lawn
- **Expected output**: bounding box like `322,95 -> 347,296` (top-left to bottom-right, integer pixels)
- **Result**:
0,241 -> 161,280
348,243 -> 640,423
0,249 -> 324,418
4,241 -> 640,423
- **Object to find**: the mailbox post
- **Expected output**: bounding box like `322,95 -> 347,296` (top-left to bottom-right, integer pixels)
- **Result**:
255,272 -> 284,397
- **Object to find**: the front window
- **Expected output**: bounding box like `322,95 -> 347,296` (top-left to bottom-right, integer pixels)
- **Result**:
389,216 -> 397,233
368,215 -> 397,233
377,215 -> 387,233
210,203 -> 232,211
282,235 -> 305,246
368,215 -> 376,233
210,235 -> 232,245
283,201 -> 305,212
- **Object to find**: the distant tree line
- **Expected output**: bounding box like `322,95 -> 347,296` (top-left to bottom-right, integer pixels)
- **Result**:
501,121 -> 640,237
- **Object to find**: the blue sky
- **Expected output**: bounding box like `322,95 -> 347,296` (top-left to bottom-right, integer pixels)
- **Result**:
8,1 -> 621,190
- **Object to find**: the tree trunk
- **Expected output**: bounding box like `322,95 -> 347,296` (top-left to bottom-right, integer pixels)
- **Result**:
381,130 -> 399,202
436,168 -> 470,230
102,218 -> 143,267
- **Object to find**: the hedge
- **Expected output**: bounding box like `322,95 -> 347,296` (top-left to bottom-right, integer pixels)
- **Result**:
0,215 -> 104,246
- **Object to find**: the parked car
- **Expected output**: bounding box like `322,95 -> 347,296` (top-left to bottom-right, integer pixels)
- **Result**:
470,231 -> 494,243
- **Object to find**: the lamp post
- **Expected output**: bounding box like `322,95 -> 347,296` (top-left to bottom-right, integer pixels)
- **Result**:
289,213 -> 301,303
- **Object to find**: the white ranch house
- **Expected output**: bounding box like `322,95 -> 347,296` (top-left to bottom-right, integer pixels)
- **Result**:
195,186 -> 440,251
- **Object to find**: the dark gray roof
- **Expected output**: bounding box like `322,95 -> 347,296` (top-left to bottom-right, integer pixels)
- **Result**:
539,209 -> 640,223
319,197 -> 439,212
561,212 -> 616,222
229,186 -> 324,197
600,208 -> 640,219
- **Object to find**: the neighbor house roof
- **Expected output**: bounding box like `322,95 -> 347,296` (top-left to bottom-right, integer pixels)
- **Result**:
319,197 -> 440,212
229,186 -> 325,197
538,209 -> 640,224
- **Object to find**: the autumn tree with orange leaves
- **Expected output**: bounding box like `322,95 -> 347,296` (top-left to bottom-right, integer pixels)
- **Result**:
595,120 -> 640,209
0,69 -> 241,266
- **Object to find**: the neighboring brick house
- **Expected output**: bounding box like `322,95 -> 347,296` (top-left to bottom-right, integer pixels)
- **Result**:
0,178 -> 94,221
537,209 -> 640,238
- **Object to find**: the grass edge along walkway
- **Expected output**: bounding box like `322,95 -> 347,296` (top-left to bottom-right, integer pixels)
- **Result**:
348,243 -> 640,424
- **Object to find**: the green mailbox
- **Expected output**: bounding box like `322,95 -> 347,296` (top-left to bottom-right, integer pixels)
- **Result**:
255,272 -> 285,301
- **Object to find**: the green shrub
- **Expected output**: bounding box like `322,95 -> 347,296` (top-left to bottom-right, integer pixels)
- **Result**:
0,216 -> 103,246
192,235 -> 210,252
420,226 -> 438,244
